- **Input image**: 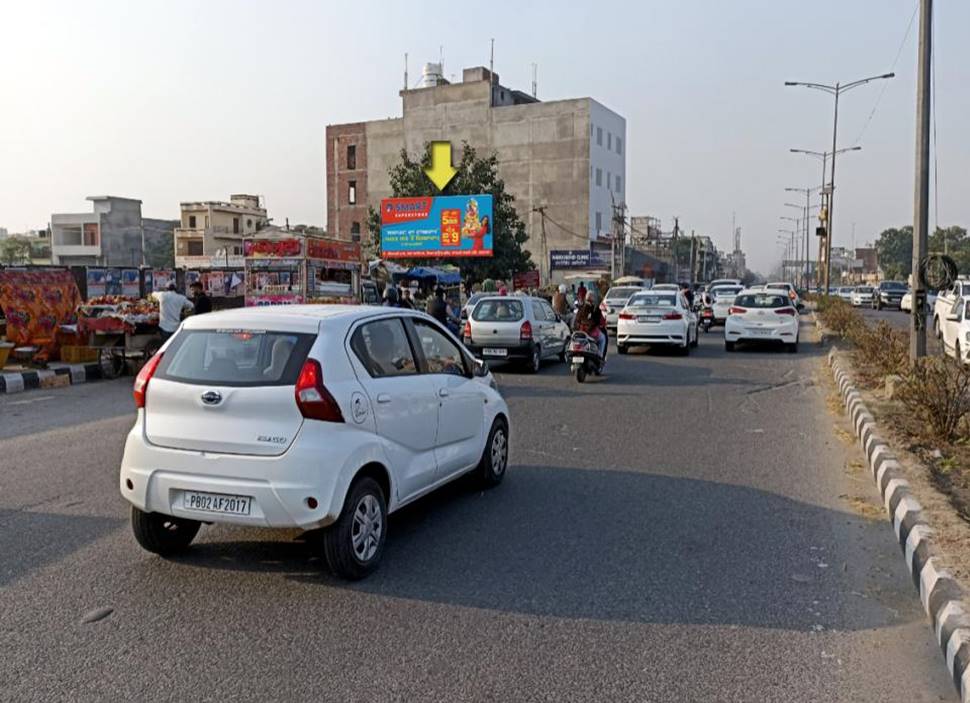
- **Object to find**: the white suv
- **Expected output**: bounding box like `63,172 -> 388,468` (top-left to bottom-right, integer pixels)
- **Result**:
120,305 -> 510,580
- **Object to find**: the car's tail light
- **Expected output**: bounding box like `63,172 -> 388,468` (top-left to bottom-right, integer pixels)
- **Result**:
662,312 -> 683,320
133,352 -> 163,409
463,320 -> 471,339
728,306 -> 747,315
618,312 -> 636,320
520,320 -> 532,341
295,359 -> 344,422
775,307 -> 797,316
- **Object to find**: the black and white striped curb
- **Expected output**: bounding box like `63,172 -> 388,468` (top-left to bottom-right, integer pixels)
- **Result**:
829,349 -> 970,701
0,362 -> 102,394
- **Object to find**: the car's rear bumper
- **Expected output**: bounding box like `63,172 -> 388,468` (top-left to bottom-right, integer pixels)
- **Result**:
617,323 -> 685,346
724,319 -> 798,343
465,340 -> 537,361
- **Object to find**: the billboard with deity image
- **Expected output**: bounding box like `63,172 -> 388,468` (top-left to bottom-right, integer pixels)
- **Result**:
380,195 -> 493,259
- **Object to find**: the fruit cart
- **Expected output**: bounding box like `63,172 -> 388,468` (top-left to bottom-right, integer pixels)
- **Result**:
75,297 -> 162,379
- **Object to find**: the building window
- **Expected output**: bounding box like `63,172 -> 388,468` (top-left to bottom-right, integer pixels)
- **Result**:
595,211 -> 602,233
233,217 -> 240,234
595,168 -> 602,186
247,219 -> 253,230
616,137 -> 623,155
607,172 -> 611,190
350,222 -> 361,242
596,126 -> 603,146
188,215 -> 196,228
232,245 -> 242,255
204,215 -> 209,228
187,240 -> 204,256
607,132 -> 612,150
347,144 -> 356,170
615,175 -> 622,192
590,123 -> 594,136
348,180 -> 357,205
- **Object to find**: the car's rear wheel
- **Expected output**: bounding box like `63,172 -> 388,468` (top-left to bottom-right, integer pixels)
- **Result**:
323,476 -> 387,581
786,339 -> 799,354
725,340 -> 736,352
617,344 -> 628,355
478,419 -> 509,488
525,345 -> 541,374
557,343 -> 567,362
130,507 -> 201,556
935,317 -> 942,340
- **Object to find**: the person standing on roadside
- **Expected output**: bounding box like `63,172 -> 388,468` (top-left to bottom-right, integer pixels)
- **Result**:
189,281 -> 212,315
400,289 -> 414,309
151,282 -> 194,343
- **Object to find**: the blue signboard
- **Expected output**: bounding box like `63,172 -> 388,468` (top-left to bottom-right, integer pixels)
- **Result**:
549,249 -> 590,269
380,195 -> 494,259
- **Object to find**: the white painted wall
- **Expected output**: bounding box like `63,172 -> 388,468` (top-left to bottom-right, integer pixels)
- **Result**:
588,99 -> 626,241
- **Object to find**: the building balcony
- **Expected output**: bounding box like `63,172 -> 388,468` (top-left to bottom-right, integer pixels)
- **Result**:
53,244 -> 101,257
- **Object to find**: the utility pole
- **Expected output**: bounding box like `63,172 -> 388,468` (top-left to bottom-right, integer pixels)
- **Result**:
910,0 -> 932,360
672,217 -> 680,282
689,230 -> 697,284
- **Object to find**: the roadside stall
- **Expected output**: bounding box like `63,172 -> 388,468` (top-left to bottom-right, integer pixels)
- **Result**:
0,268 -> 82,365
244,231 -> 362,306
75,296 -> 162,378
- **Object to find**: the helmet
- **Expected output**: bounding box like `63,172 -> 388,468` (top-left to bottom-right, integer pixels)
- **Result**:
558,284 -> 567,294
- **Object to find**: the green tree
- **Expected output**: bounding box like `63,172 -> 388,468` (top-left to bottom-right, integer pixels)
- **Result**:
0,236 -> 32,265
930,226 -> 970,274
367,143 -> 532,283
875,226 -> 913,280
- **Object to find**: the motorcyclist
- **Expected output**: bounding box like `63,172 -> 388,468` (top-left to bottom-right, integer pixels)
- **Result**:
576,297 -> 607,364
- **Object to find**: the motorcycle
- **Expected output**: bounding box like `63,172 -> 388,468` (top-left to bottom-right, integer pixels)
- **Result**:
700,305 -> 714,332
569,331 -> 606,383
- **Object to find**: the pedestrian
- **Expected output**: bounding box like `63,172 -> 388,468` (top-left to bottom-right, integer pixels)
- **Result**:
400,289 -> 414,309
189,281 -> 212,315
382,286 -> 400,307
426,287 -> 450,325
577,281 -> 588,303
151,282 -> 194,343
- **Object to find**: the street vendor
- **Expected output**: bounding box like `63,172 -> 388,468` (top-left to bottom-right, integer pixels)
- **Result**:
189,281 -> 212,315
151,283 -> 194,342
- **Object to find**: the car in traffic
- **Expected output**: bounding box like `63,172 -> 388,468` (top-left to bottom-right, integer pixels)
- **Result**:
463,295 -> 570,372
709,284 -> 744,326
601,286 -> 645,332
651,283 -> 681,291
616,290 -> 698,355
837,286 -> 855,302
872,281 -> 907,310
709,278 -> 742,289
724,289 -> 799,353
765,281 -> 800,306
461,292 -> 487,320
850,286 -> 875,307
934,278 -> 969,339
939,296 -> 970,365
120,305 -> 510,580
900,289 -> 937,312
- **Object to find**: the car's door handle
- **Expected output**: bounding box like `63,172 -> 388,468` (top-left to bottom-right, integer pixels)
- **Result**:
376,394 -> 391,404
438,388 -> 449,398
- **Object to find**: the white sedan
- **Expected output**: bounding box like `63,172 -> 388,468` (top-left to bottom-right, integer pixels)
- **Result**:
724,289 -> 799,353
616,290 -> 698,355
940,296 -> 970,365
900,290 -> 937,312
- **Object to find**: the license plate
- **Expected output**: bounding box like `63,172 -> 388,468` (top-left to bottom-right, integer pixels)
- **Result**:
572,356 -> 586,363
482,348 -> 508,357
747,328 -> 771,336
639,316 -> 660,323
183,490 -> 253,516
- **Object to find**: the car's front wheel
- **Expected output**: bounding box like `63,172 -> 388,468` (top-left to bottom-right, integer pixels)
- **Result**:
130,507 -> 201,556
322,476 -> 387,581
478,419 -> 509,488
725,340 -> 736,352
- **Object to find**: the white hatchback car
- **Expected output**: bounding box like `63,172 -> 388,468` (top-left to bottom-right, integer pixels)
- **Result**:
120,305 -> 510,580
616,290 -> 698,354
724,289 -> 799,352
850,286 -> 875,307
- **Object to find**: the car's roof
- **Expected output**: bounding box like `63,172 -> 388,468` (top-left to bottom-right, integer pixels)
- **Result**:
182,304 -> 428,333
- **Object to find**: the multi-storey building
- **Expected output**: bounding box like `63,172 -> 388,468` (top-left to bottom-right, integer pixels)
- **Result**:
326,65 -> 626,280
174,194 -> 268,268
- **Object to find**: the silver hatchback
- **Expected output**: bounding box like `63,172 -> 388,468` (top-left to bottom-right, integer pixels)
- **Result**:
462,296 -> 571,373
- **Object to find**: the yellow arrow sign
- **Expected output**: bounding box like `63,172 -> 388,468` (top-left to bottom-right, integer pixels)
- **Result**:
424,141 -> 457,191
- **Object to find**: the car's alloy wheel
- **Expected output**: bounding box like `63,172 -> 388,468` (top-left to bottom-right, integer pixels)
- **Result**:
478,420 -> 509,488
351,494 -> 383,563
322,476 -> 387,580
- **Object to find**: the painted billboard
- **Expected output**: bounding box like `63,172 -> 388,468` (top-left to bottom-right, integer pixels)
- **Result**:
380,195 -> 494,259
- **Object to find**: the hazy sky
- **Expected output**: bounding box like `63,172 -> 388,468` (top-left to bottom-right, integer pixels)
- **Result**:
1,0 -> 967,274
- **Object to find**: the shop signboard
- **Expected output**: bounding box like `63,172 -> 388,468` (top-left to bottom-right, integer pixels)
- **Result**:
549,250 -> 591,269
244,238 -> 303,259
380,195 -> 493,259
306,237 -> 360,268
513,270 -> 541,290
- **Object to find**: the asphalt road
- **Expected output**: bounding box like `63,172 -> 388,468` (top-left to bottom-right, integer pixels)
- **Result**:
0,323 -> 957,702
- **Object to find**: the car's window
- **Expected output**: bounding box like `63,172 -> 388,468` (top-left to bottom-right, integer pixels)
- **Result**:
857,287 -> 874,294
473,299 -> 524,322
606,287 -> 640,301
628,294 -> 676,307
735,294 -> 789,308
881,282 -> 907,291
156,330 -> 315,387
350,318 -> 418,379
540,302 -> 557,321
711,286 -> 742,298
412,320 -> 467,376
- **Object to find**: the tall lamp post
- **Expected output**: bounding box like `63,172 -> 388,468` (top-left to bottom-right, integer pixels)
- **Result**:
785,189 -> 819,290
778,230 -> 796,281
785,74 -> 893,292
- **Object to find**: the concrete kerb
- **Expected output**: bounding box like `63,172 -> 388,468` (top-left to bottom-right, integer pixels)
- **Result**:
828,351 -> 970,700
0,362 -> 102,394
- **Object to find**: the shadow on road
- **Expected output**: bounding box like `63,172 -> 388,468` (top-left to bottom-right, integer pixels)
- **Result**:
172,464 -> 905,633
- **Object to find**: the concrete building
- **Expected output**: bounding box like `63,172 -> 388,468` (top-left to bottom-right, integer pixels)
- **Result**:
174,194 -> 268,268
326,65 -> 626,279
50,196 -> 176,267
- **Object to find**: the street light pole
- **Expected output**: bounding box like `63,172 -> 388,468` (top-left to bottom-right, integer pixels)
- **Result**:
785,74 -> 893,293
910,0 -> 933,360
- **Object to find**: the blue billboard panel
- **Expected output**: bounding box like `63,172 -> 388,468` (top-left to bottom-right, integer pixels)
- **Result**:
380,195 -> 494,259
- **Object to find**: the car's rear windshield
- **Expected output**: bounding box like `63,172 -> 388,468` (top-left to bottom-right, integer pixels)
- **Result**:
606,287 -> 640,300
881,282 -> 907,290
712,287 -> 742,298
155,329 -> 316,386
735,294 -> 790,308
472,299 -> 524,322
857,287 -> 874,293
628,294 -> 676,307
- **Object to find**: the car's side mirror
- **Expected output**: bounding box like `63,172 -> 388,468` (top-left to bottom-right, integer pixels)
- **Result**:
473,358 -> 490,377
947,314 -> 960,322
